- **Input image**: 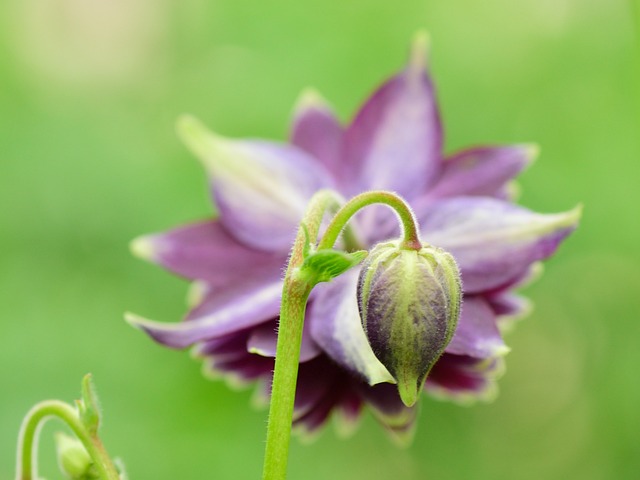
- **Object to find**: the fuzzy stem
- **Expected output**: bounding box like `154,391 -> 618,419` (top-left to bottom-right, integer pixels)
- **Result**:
261,190 -> 342,480
318,190 -> 422,251
15,400 -> 119,480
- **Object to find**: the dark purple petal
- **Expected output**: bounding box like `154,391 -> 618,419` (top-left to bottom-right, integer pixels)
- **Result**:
446,296 -> 508,358
290,89 -> 344,178
426,353 -> 504,402
177,115 -> 334,252
126,278 -> 283,349
202,352 -> 274,385
333,390 -> 364,437
193,329 -> 251,359
425,145 -> 536,200
131,220 -> 288,287
247,320 -> 321,363
293,356 -> 340,421
359,382 -> 418,446
307,270 -> 395,385
342,34 -> 443,203
419,197 -> 581,293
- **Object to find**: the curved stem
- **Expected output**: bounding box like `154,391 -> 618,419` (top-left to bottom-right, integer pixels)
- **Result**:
318,190 -> 422,251
16,400 -> 119,480
261,189 -> 343,480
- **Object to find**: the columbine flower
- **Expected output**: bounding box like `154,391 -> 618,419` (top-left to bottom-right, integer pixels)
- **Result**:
127,34 -> 580,443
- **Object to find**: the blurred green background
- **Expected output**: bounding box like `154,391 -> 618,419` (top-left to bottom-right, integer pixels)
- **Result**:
1,0 -> 638,479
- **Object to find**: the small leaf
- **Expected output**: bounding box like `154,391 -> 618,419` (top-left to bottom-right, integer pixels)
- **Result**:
78,374 -> 101,436
300,249 -> 367,284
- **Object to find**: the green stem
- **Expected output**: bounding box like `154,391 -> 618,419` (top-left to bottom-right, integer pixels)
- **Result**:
16,400 -> 119,480
261,190 -> 343,480
318,190 -> 422,251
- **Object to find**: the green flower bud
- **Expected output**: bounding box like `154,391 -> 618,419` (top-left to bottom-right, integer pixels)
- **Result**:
358,241 -> 462,407
54,432 -> 99,480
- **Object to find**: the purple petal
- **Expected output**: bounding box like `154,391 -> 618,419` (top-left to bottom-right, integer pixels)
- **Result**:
426,353 -> 504,402
293,357 -> 340,421
426,145 -> 536,200
126,278 -> 283,349
290,89 -> 344,177
446,296 -> 508,358
307,270 -> 395,386
359,382 -> 418,446
131,220 -> 288,287
486,292 -> 532,333
419,197 -> 582,293
247,320 -> 322,363
342,33 -> 443,202
202,352 -> 274,385
177,115 -> 334,252
487,292 -> 532,319
333,390 -> 363,437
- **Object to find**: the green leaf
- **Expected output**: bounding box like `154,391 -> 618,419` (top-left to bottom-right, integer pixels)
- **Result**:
300,249 -> 367,284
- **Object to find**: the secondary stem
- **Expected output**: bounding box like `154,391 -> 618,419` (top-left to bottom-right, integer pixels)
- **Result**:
318,191 -> 422,251
16,400 -> 120,480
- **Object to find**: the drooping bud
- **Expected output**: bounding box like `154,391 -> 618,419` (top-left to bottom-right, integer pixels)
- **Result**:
358,241 -> 462,407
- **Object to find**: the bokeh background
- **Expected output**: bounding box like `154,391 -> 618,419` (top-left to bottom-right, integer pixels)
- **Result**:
1,0 -> 639,479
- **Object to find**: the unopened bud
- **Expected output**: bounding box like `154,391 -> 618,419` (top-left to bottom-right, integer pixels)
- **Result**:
358,241 -> 462,407
54,432 -> 99,480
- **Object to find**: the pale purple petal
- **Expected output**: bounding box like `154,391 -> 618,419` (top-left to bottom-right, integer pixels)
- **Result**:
425,145 -> 536,200
307,270 -> 395,386
126,278 -> 283,349
426,354 -> 504,402
342,34 -> 443,202
446,296 -> 508,358
131,220 -> 288,287
290,89 -> 344,177
177,115 -> 334,252
247,320 -> 321,363
487,292 -> 531,318
419,197 -> 581,293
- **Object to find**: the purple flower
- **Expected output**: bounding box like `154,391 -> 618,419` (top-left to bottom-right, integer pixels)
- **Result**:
128,34 -> 580,443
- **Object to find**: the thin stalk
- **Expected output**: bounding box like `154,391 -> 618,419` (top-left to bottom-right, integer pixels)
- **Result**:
318,191 -> 422,251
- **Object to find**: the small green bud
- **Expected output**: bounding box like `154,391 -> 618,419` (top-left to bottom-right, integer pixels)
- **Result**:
54,432 -> 99,480
358,241 -> 462,407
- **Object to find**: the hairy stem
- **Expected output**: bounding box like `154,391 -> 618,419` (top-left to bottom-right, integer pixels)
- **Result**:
318,190 -> 422,251
261,189 -> 342,480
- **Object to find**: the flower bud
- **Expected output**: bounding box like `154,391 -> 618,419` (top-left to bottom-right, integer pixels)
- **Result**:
358,241 -> 462,407
54,432 -> 99,480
